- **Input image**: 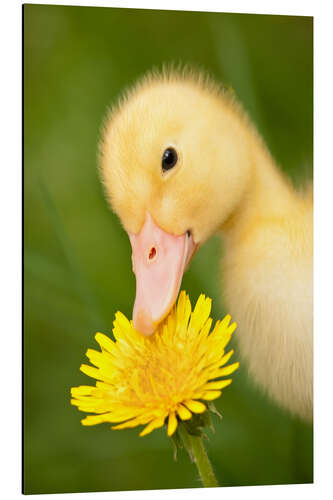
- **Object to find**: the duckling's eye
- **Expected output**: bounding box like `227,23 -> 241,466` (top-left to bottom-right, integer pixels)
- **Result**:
162,147 -> 178,172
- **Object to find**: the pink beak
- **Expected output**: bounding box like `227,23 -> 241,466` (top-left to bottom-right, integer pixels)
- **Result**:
128,213 -> 197,336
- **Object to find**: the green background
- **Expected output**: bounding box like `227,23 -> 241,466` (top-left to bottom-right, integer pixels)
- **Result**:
24,4 -> 313,494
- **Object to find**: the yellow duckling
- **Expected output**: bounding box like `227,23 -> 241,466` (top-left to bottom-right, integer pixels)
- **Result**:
99,69 -> 313,421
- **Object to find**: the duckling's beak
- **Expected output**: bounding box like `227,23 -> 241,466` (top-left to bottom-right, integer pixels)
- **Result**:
128,212 -> 196,336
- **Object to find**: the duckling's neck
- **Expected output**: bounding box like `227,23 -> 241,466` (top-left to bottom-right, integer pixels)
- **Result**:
217,137 -> 313,420
220,140 -> 294,245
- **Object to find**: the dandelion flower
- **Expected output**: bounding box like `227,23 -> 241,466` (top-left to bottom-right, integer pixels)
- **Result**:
71,291 -> 239,438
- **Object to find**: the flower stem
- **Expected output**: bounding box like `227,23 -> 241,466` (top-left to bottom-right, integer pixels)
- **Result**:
178,424 -> 219,488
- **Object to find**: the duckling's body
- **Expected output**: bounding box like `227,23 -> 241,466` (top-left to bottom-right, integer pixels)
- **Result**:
100,69 -> 313,421
221,147 -> 313,420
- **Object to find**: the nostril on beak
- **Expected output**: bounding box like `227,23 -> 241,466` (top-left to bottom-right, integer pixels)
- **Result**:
148,246 -> 157,261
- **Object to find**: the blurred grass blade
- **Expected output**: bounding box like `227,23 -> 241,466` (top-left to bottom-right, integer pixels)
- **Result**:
38,176 -> 107,329
209,14 -> 264,133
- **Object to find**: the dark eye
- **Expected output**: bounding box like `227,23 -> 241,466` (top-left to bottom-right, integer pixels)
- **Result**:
162,147 -> 178,172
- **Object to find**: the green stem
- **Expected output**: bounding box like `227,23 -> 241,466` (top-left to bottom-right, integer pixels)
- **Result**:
178,424 -> 219,488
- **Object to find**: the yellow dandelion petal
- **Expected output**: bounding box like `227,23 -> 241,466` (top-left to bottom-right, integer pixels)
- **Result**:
184,400 -> 206,414
176,404 -> 192,420
227,322 -> 237,335
70,398 -> 82,407
210,319 -> 221,337
167,413 -> 178,436
95,332 -> 115,353
210,316 -> 237,348
165,307 -> 177,337
176,291 -> 191,332
81,414 -> 112,426
96,381 -> 113,391
201,390 -> 222,401
86,348 -> 111,369
219,333 -> 232,350
139,417 -> 166,437
107,411 -> 147,424
112,415 -> 151,431
80,364 -> 102,381
217,362 -> 240,376
111,313 -> 127,343
200,317 -> 213,338
220,314 -> 231,330
189,294 -> 212,333
219,349 -> 235,366
204,379 -> 233,390
75,404 -> 103,412
114,311 -> 133,336
71,385 -> 95,397
71,291 -> 238,437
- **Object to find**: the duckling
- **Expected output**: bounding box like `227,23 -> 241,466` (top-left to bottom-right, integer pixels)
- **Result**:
99,68 -> 313,421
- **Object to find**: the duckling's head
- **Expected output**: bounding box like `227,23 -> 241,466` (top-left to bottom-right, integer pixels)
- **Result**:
100,70 -> 252,335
